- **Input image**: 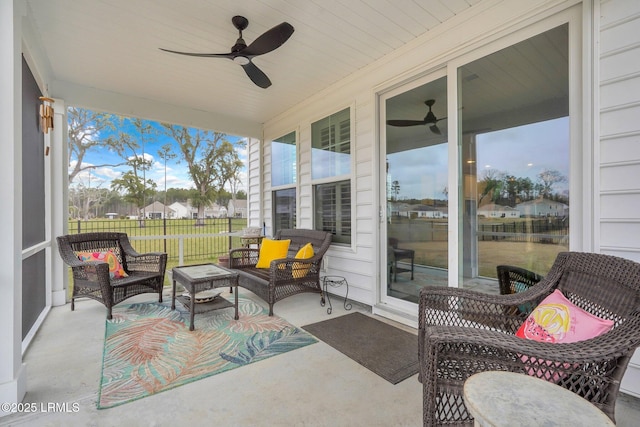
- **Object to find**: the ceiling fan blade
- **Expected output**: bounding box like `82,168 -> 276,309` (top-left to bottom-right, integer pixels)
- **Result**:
242,22 -> 295,56
159,48 -> 233,59
387,120 -> 427,127
429,124 -> 442,135
242,61 -> 272,88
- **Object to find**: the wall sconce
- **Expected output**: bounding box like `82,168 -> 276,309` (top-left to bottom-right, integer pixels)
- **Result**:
39,96 -> 54,134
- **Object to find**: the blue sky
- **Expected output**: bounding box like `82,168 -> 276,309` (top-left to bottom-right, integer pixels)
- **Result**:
70,116 -> 248,194
387,117 -> 570,200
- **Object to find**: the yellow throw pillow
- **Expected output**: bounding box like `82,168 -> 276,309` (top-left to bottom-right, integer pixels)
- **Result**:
292,243 -> 314,278
255,238 -> 291,269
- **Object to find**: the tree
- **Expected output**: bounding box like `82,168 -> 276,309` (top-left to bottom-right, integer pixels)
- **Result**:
391,180 -> 400,201
478,169 -> 505,204
110,171 -> 157,224
162,125 -> 244,225
106,116 -> 161,225
517,177 -> 534,200
158,143 -> 178,219
69,179 -> 110,220
67,107 -> 124,183
537,169 -> 567,198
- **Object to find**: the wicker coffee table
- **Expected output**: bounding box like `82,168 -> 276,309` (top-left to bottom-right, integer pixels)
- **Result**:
171,263 -> 239,331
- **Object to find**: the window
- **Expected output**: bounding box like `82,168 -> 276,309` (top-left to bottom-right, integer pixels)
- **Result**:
271,131 -> 297,234
312,108 -> 352,244
314,180 -> 351,244
271,131 -> 296,187
312,108 -> 351,179
273,188 -> 296,234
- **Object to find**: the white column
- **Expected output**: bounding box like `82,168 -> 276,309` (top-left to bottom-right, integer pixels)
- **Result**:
0,0 -> 27,413
50,99 -> 67,306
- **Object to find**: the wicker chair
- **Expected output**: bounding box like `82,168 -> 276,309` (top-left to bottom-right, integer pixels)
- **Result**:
57,232 -> 168,319
497,264 -> 544,295
389,237 -> 415,281
418,252 -> 640,426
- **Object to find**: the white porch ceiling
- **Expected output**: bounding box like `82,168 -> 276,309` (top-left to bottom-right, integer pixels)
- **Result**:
25,0 -> 481,133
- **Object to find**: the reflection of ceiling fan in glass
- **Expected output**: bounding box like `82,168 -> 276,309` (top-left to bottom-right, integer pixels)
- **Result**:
386,99 -> 447,134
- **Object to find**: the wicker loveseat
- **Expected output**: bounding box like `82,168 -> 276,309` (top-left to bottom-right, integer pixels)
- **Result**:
418,252 -> 640,426
57,232 -> 167,319
229,229 -> 332,315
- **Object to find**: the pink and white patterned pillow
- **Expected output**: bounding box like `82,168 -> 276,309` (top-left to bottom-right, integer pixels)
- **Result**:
515,289 -> 613,381
516,289 -> 613,343
77,250 -> 128,279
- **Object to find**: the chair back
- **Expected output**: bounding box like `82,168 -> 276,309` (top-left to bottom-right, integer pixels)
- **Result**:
545,252 -> 640,326
57,232 -> 129,268
274,229 -> 332,259
497,265 -> 543,295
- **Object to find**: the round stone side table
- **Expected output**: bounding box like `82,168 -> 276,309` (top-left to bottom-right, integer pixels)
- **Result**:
463,371 -> 614,427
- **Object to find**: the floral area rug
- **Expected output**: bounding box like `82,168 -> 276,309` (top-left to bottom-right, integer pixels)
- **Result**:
98,296 -> 317,409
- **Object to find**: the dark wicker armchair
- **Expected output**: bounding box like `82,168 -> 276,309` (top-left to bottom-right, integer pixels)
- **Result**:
389,237 -> 415,281
57,232 -> 168,319
497,264 -> 544,295
418,252 -> 640,426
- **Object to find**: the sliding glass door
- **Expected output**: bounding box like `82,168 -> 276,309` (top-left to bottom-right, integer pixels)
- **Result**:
383,74 -> 448,304
381,22 -> 571,306
457,24 -> 569,289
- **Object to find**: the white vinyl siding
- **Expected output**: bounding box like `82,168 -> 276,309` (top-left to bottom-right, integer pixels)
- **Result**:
597,0 -> 640,398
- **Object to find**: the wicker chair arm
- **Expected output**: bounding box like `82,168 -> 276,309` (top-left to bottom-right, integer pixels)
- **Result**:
229,247 -> 259,267
268,256 -> 321,281
418,285 -> 551,331
125,252 -> 167,273
69,260 -> 112,283
425,324 -> 635,364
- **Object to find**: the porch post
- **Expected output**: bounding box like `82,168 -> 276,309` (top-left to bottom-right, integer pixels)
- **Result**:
50,99 -> 67,306
0,0 -> 27,414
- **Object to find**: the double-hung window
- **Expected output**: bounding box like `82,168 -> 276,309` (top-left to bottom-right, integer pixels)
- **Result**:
312,108 -> 352,244
271,131 -> 297,234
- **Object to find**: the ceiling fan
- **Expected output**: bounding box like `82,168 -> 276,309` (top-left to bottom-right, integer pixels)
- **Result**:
386,99 -> 447,134
159,16 -> 294,89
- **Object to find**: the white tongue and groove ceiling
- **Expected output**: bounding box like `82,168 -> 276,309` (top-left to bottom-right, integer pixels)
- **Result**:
26,0 -> 480,130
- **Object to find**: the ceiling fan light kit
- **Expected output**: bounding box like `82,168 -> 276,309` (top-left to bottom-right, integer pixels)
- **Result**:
160,16 -> 294,88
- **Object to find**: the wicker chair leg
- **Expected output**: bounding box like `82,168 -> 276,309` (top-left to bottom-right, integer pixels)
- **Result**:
71,298 -> 75,311
107,306 -> 113,320
268,304 -> 274,316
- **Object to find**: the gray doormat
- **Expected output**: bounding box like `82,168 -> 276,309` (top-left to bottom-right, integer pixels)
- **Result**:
302,312 -> 418,384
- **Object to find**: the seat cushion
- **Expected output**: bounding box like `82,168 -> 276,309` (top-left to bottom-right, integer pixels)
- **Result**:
256,238 -> 291,268
77,250 -> 128,279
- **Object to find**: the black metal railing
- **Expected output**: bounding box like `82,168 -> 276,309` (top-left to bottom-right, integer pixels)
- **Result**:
68,217 -> 248,263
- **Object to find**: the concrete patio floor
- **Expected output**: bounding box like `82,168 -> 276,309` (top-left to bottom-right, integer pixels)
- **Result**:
2,287 -> 639,427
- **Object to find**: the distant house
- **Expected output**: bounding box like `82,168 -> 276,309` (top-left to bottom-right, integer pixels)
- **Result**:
477,203 -> 521,219
168,201 -> 228,219
168,201 -> 193,219
141,201 -> 174,219
391,202 -> 447,219
228,199 -> 247,218
516,198 -> 568,217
